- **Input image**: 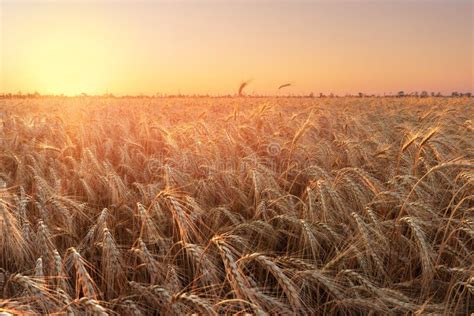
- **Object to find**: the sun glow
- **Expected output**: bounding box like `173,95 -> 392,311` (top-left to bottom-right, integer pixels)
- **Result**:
19,36 -> 112,95
1,4 -> 126,95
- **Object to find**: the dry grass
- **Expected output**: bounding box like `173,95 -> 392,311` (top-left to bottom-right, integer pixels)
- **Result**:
0,96 -> 472,314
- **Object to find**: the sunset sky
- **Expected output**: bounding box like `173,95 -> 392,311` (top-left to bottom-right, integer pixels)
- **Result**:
1,0 -> 472,96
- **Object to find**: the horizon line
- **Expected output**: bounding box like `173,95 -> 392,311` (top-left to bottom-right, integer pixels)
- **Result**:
2,88 -> 473,98
1,91 -> 472,99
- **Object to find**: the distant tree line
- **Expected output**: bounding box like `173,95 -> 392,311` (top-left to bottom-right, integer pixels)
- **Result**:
393,91 -> 472,98
0,91 -> 472,99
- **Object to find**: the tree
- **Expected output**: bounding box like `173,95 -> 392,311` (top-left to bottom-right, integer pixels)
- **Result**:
451,91 -> 459,97
420,91 -> 429,98
397,91 -> 405,97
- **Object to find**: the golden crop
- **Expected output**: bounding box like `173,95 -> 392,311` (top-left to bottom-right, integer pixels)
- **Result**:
0,96 -> 473,314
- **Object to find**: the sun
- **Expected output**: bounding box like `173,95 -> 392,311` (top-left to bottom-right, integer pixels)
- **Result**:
21,34 -> 113,95
2,5 -> 121,96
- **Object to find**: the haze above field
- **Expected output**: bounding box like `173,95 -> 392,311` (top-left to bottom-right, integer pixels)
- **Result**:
1,0 -> 472,96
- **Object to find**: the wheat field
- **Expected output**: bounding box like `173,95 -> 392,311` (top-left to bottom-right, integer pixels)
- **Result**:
0,96 -> 473,315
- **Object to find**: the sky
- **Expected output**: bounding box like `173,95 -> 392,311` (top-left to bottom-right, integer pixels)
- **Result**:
0,0 -> 472,96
